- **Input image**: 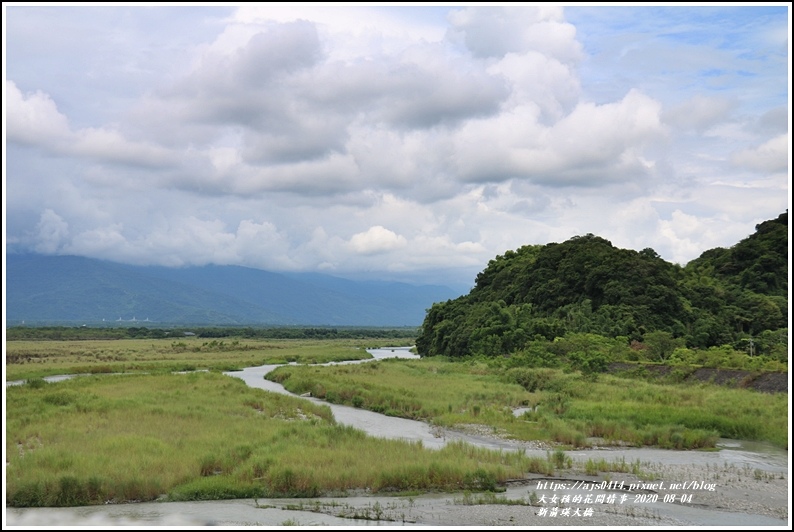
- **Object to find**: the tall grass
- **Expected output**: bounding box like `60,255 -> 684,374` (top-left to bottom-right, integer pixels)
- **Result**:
267,359 -> 787,449
268,358 -> 531,424
559,373 -> 787,447
6,372 -> 552,507
4,338 -> 379,381
5,337 -> 787,509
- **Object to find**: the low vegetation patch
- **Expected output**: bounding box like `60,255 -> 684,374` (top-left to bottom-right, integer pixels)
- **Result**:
5,336 -> 787,510
5,370 -> 552,507
4,338 -> 380,382
268,358 -> 787,449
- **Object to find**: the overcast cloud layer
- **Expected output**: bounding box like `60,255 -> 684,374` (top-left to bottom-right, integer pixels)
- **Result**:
3,4 -> 790,288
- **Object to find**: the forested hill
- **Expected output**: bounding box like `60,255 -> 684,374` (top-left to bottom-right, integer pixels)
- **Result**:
416,212 -> 788,358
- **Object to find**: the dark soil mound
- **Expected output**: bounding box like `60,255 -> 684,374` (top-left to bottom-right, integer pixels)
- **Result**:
607,363 -> 788,394
744,371 -> 790,394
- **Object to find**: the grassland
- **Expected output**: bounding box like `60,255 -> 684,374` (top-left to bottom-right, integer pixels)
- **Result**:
5,337 -> 550,507
4,337 -> 401,382
4,336 -> 788,509
267,358 -> 789,449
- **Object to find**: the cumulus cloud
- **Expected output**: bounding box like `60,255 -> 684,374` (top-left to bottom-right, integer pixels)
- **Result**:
7,80 -> 175,168
33,209 -> 69,254
656,218 -> 713,265
172,21 -> 323,125
62,216 -> 299,271
230,4 -> 447,57
370,45 -> 509,129
447,6 -> 582,63
730,134 -> 789,173
240,115 -> 348,165
233,219 -> 296,269
71,128 -> 175,168
27,5 -> 625,203
236,21 -> 322,83
6,80 -> 71,145
5,6 -> 788,286
164,22 -> 510,141
490,50 -> 581,123
242,153 -> 362,195
348,226 -> 408,255
452,89 -> 664,185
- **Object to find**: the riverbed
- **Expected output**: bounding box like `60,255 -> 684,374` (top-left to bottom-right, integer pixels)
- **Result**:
5,347 -> 790,528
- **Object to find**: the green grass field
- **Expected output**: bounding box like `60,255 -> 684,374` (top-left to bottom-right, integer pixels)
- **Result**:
4,337 -> 393,382
5,336 -> 787,508
5,338 -> 548,507
267,358 -> 788,449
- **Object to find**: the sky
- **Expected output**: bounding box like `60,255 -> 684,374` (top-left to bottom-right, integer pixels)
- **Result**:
3,3 -> 791,290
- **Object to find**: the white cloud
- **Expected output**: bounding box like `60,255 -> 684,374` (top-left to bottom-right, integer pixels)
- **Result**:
72,128 -> 175,168
230,4 -> 447,58
348,226 -> 408,255
663,95 -> 737,132
6,80 -> 71,145
33,209 -> 69,254
447,6 -> 581,62
731,134 -> 789,173
137,218 -> 239,267
240,153 -> 362,195
490,50 -> 581,123
7,80 -> 176,169
5,6 -> 789,288
68,224 -> 128,256
453,89 -> 664,185
233,219 -> 297,270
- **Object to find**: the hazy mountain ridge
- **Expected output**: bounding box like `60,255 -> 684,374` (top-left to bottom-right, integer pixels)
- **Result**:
5,255 -> 462,326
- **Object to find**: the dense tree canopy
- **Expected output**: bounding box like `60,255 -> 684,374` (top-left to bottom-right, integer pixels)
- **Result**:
417,212 -> 788,360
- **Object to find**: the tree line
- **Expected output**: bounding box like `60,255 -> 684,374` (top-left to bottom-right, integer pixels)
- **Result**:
416,212 -> 788,367
5,326 -> 419,341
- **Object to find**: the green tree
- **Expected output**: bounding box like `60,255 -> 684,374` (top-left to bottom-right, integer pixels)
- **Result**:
643,331 -> 685,361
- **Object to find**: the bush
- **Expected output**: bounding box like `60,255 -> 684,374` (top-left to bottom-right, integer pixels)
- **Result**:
25,377 -> 47,389
506,368 -> 554,392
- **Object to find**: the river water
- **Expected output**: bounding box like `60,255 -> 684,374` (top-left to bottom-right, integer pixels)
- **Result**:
5,347 -> 789,527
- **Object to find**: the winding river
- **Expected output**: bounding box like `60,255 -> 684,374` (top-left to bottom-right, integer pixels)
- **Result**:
5,347 -> 789,527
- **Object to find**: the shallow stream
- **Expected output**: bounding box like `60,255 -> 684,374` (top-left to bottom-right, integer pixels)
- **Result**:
5,347 -> 789,527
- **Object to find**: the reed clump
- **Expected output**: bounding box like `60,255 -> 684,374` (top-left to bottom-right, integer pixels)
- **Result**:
268,356 -> 786,449
6,371 -> 553,507
5,337 -> 787,509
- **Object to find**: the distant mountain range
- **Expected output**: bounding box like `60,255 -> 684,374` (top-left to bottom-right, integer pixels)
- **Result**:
4,254 -> 464,327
